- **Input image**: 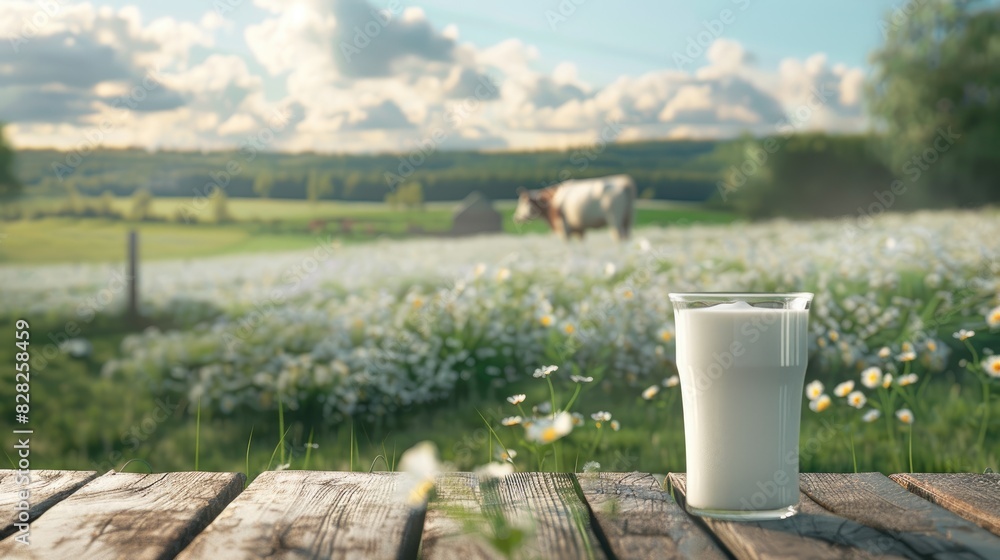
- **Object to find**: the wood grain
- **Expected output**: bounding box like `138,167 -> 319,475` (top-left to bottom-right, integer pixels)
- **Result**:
890,473 -> 1000,537
576,472 -> 729,560
669,473 -> 916,560
486,472 -> 608,560
0,470 -> 243,560
420,472 -> 505,560
176,471 -> 425,560
0,469 -> 97,540
801,472 -> 1000,559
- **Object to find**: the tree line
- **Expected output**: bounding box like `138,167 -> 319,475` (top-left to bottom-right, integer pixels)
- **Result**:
9,140 -> 722,204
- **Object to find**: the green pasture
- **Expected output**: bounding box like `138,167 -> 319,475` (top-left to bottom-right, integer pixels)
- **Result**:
0,197 -> 737,264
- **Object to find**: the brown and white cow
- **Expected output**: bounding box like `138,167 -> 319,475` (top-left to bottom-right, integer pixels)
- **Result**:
513,174 -> 636,241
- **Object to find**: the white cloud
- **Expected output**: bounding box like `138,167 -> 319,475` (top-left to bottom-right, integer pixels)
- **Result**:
2,0 -> 870,153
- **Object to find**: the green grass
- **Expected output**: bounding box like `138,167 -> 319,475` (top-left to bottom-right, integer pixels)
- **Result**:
0,197 -> 737,264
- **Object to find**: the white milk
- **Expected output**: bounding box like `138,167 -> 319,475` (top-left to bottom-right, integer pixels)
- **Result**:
674,302 -> 809,513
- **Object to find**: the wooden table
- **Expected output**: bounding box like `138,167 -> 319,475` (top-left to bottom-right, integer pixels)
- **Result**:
1,470 -> 998,559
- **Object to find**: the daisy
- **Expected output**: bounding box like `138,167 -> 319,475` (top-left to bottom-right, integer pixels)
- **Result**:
533,365 -> 558,378
953,329 -> 976,341
525,412 -> 573,444
496,268 -> 511,281
591,411 -> 612,425
495,448 -> 517,463
862,409 -> 881,423
539,315 -> 554,327
805,380 -> 824,400
898,373 -> 919,386
861,367 -> 882,389
897,351 -> 916,362
658,329 -> 673,343
563,323 -> 576,335
809,394 -> 831,412
642,385 -> 660,400
847,391 -> 867,409
882,373 -> 893,388
570,412 -> 584,426
984,356 -> 1000,378
664,375 -> 680,388
988,305 -> 1000,329
878,346 -> 891,359
610,420 -> 621,431
833,380 -> 855,398
501,416 -> 523,426
507,394 -> 526,405
570,375 -> 593,383
896,408 -> 914,424
476,462 -> 514,480
398,441 -> 440,505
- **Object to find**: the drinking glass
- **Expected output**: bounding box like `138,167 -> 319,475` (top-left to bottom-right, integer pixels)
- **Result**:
669,292 -> 813,520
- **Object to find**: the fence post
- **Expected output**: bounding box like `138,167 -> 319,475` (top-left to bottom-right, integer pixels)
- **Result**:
127,229 -> 139,323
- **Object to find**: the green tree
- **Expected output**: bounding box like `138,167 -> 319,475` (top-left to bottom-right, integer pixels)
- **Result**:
63,179 -> 83,214
306,171 -> 333,202
404,181 -> 424,209
98,191 -> 117,217
718,134 -> 896,219
253,171 -> 275,199
386,181 -> 423,209
130,188 -> 153,221
343,172 -> 362,200
0,123 -> 21,202
212,189 -> 232,223
868,0 -> 1000,206
384,188 -> 398,208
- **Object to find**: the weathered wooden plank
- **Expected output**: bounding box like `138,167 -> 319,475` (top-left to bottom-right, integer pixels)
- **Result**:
890,473 -> 1000,538
801,472 -> 1000,559
576,472 -> 729,560
486,472 -> 608,560
420,472 -> 505,560
176,471 -> 425,560
0,470 -> 244,559
0,470 -> 97,540
669,473 -> 916,560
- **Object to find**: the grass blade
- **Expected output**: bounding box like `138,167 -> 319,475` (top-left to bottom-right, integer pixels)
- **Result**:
278,393 -> 286,466
245,425 -> 255,484
265,427 -> 292,472
303,426 -> 315,470
195,396 -> 201,472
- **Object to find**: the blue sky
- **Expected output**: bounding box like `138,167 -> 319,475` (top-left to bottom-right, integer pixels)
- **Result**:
91,0 -> 899,83
0,0 -> 903,152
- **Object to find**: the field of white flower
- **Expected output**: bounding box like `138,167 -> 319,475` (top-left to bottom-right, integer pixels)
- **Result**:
4,208 -> 998,436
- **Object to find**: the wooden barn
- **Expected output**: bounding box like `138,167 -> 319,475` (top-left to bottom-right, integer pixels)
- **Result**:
451,191 -> 502,236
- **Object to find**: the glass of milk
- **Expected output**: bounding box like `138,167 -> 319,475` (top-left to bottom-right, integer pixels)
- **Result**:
669,292 -> 813,521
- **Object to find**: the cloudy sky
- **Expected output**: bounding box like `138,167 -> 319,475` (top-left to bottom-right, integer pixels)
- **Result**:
0,0 -> 902,153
